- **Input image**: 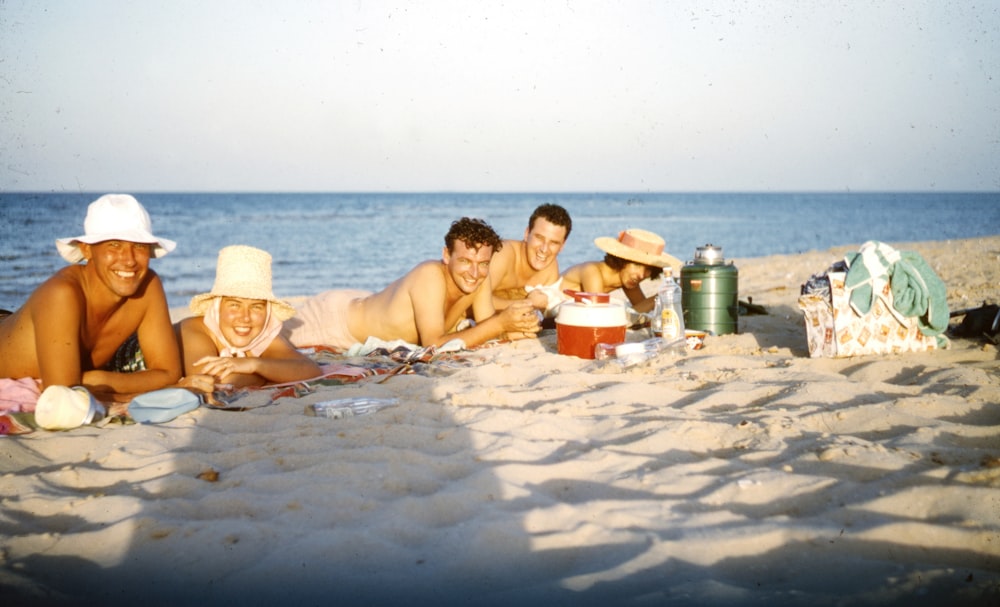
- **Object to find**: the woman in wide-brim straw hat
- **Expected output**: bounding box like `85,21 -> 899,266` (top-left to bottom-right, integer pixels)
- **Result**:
560,228 -> 683,314
175,245 -> 320,393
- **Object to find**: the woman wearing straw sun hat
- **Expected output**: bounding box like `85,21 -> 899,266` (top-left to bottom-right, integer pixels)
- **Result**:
560,228 -> 683,314
175,245 -> 320,394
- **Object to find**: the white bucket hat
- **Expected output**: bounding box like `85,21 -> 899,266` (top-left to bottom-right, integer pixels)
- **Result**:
189,245 -> 296,321
56,194 -> 176,263
594,229 -> 682,269
35,385 -> 106,430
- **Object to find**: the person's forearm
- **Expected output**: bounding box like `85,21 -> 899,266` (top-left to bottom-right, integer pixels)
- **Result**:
491,296 -> 514,311
632,296 -> 655,314
427,315 -> 505,349
493,293 -> 547,312
253,358 -> 322,384
82,368 -> 181,397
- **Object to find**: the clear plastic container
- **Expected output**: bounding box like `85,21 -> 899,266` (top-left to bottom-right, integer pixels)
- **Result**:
653,270 -> 685,340
594,337 -> 686,368
305,397 -> 399,419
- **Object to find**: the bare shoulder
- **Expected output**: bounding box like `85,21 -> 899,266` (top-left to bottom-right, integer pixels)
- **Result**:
131,270 -> 170,313
177,315 -> 205,332
562,261 -> 586,278
488,239 -> 521,285
495,239 -> 520,261
402,260 -> 445,285
373,260 -> 445,307
33,267 -> 86,307
140,269 -> 167,297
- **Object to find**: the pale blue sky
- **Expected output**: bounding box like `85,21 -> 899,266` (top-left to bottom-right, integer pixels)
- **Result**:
2,1 -> 998,192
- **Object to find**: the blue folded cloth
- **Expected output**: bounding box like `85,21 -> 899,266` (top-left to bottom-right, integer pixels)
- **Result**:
129,389 -> 201,424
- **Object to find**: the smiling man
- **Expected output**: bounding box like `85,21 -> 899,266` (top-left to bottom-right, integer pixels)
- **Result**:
0,194 -> 182,403
488,204 -> 572,314
284,217 -> 541,350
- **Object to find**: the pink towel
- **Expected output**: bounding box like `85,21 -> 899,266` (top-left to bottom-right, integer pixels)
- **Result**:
0,377 -> 42,413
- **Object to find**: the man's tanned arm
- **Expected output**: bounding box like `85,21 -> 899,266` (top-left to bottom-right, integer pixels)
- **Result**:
82,275 -> 182,399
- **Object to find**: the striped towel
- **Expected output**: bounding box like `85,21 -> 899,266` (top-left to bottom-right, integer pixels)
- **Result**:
844,241 -> 949,336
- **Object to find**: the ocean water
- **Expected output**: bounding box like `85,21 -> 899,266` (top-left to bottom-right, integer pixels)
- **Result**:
1,191 -> 998,311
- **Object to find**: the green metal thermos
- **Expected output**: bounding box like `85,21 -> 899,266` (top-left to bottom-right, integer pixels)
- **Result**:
680,244 -> 739,335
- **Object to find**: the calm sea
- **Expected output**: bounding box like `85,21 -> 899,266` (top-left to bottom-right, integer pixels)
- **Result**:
1,192 -> 998,311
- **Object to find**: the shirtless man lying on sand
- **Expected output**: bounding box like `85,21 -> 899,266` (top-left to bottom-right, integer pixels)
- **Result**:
0,194 -> 182,405
488,203 -> 572,314
284,217 -> 541,350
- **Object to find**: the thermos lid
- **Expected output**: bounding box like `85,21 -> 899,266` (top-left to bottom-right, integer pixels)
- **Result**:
693,244 -> 725,265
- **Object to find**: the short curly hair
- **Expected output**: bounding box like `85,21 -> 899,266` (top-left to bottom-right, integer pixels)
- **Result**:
529,204 -> 572,238
444,217 -> 504,255
604,253 -> 664,280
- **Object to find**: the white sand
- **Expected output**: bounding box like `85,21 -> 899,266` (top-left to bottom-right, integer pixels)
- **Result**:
2,236 -> 999,606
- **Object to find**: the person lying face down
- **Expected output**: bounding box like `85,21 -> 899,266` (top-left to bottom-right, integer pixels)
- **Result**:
0,194 -> 182,404
175,245 -> 320,393
283,217 -> 543,351
560,228 -> 683,314
488,203 -> 573,312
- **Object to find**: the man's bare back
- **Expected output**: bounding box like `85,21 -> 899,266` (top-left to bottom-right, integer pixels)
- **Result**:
348,260 -> 479,346
349,237 -> 538,348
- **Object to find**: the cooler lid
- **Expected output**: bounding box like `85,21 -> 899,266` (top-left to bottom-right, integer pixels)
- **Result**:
693,244 -> 725,265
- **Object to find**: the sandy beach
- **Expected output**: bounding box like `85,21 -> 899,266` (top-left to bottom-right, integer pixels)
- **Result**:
2,236 -> 998,606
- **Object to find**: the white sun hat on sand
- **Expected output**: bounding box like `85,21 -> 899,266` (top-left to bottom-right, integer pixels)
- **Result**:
35,385 -> 105,431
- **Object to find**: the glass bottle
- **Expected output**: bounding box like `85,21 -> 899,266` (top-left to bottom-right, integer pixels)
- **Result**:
657,269 -> 685,340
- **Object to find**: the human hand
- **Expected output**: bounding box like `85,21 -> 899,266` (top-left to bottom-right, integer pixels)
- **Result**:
194,356 -> 255,381
500,301 -> 542,335
504,331 -> 539,342
176,373 -> 216,394
526,289 -> 550,311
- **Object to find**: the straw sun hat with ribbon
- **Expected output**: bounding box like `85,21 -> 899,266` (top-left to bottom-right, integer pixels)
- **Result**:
594,229 -> 682,270
190,245 -> 296,321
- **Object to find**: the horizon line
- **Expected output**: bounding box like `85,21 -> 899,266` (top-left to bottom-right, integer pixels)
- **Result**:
3,188 -> 999,196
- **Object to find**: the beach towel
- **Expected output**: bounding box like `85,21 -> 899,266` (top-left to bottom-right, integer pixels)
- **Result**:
0,377 -> 42,414
1,378 -> 42,434
210,338 -> 489,410
844,241 -> 949,336
345,336 -> 465,358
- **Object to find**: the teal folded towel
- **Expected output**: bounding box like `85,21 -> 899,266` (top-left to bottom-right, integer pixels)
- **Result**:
844,241 -> 949,337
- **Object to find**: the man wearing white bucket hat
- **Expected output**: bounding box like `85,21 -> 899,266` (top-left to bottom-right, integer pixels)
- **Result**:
0,194 -> 182,410
560,228 -> 683,314
175,245 -> 320,391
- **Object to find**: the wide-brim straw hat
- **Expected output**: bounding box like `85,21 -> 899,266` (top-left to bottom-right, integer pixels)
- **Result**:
594,229 -> 682,269
56,194 -> 176,263
189,245 -> 296,321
